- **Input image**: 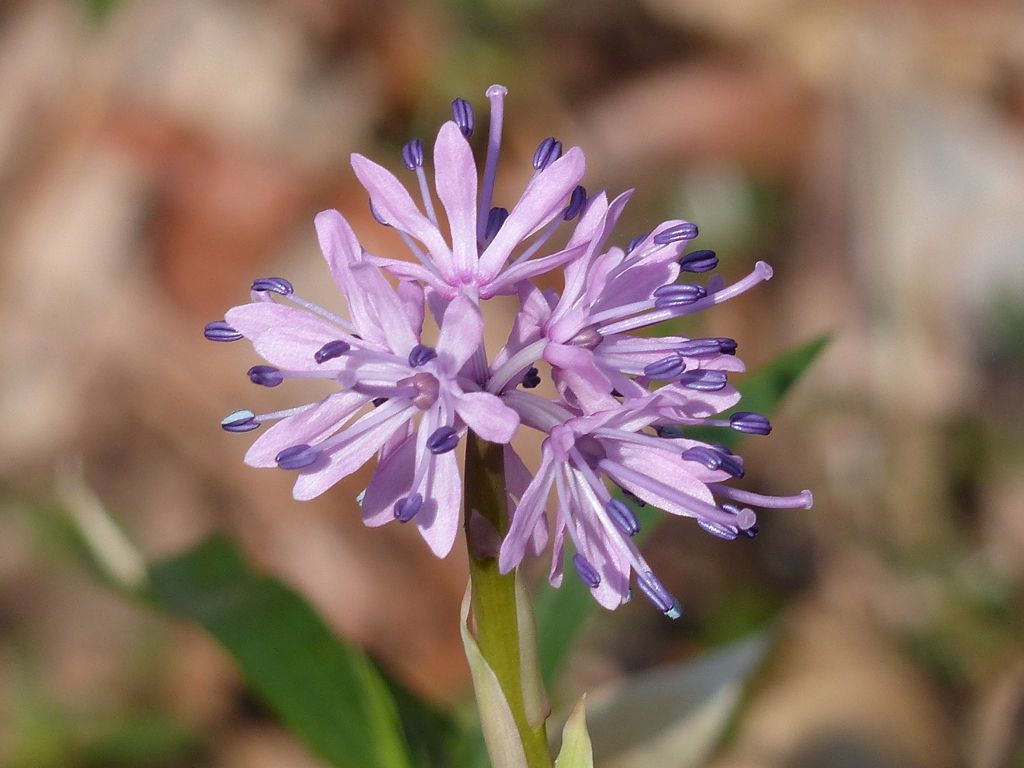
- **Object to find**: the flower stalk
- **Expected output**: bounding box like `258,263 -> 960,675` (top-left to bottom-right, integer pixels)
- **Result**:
465,433 -> 553,768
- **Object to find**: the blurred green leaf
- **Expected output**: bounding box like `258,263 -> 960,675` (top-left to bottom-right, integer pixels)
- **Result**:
147,536 -> 413,768
583,633 -> 770,768
534,335 -> 828,688
83,0 -> 128,25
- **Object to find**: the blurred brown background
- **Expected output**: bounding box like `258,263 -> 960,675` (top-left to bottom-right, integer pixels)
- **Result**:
1,0 -> 1024,766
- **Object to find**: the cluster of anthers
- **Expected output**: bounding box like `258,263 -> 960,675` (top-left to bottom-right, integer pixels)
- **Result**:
205,85 -> 812,617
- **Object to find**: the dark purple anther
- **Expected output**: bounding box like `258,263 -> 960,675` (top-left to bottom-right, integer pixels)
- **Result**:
370,200 -> 389,226
408,344 -> 437,368
636,571 -> 682,619
572,553 -> 601,588
627,233 -> 649,253
315,340 -> 351,364
740,524 -> 759,538
221,409 -> 260,433
248,365 -> 284,387
678,249 -> 719,273
372,397 -> 388,408
653,222 -> 698,245
698,518 -> 739,541
427,426 -> 460,455
653,283 -> 708,308
729,412 -> 772,435
607,498 -> 640,536
485,207 -> 509,241
401,138 -> 424,170
677,369 -> 728,391
251,277 -> 294,295
677,338 -> 726,358
276,444 -> 319,470
715,337 -> 738,355
452,98 -> 474,137
718,454 -> 745,479
532,137 -> 562,170
522,367 -> 541,389
204,321 -> 243,342
681,446 -> 723,470
394,493 -> 424,522
643,355 -> 686,380
563,185 -> 587,220
710,443 -> 733,454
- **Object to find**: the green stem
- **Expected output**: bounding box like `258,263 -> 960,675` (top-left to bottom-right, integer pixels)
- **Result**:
464,433 -> 552,768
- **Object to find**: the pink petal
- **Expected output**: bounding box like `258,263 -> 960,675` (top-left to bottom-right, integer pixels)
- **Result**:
365,255 -> 459,299
415,448 -> 462,557
436,295 -> 483,374
432,122 -> 478,280
361,434 -> 416,526
314,209 -> 363,286
480,242 -> 588,299
396,280 -> 425,338
500,453 -> 555,573
351,153 -> 456,282
543,343 -> 618,414
226,303 -> 352,370
347,263 -> 418,356
453,391 -> 520,444
244,390 -> 369,467
477,147 -> 586,282
292,405 -> 416,500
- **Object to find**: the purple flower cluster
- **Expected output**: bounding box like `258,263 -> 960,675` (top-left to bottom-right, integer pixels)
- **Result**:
206,85 -> 812,616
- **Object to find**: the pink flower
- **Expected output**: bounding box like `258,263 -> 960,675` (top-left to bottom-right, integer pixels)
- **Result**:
215,210 -> 518,557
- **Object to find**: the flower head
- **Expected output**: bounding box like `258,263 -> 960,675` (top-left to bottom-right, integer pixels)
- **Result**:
208,84 -> 812,614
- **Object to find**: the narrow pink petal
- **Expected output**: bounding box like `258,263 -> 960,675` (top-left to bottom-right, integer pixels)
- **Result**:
548,517 -> 566,587
226,304 -> 352,370
364,255 -> 459,299
361,434 -> 416,526
436,295 -> 483,374
416,448 -> 462,557
314,209 -> 363,286
351,153 -> 457,281
396,280 -> 425,338
477,147 -> 586,282
244,390 -> 369,467
432,122 -> 478,280
499,453 -> 555,573
453,391 -> 520,444
607,442 -> 719,506
292,405 -> 415,500
479,242 -> 588,299
347,263 -> 418,356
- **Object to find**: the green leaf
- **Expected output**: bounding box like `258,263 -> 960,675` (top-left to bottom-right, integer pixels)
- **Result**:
534,335 -> 829,688
583,633 -> 770,768
146,536 -> 413,768
554,696 -> 593,768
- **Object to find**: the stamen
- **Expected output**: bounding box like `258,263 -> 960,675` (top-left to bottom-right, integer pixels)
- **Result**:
427,426 -> 460,454
477,85 -> 507,245
572,553 -> 601,588
204,321 -> 243,342
275,444 -> 320,470
635,571 -> 682,619
653,222 -> 698,245
677,370 -> 728,391
532,137 -> 562,171
451,99 -> 474,138
679,249 -> 718,273
653,283 -> 708,308
643,355 -> 685,380
729,412 -> 772,435
724,504 -> 758,531
408,344 -> 438,367
711,485 -> 813,510
401,138 -> 424,170
251,277 -> 294,295
718,454 -> 745,479
314,340 -> 351,364
248,365 -> 284,387
221,409 -> 260,433
372,397 -> 388,407
716,337 -> 738,355
485,207 -> 509,243
562,185 -> 587,221
522,367 -> 541,389
626,233 -> 649,254
607,498 -> 641,536
681,446 -> 723,470
678,338 -> 728,358
698,518 -> 739,540
394,493 -> 424,522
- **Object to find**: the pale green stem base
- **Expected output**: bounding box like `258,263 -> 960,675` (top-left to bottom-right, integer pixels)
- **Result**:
464,434 -> 553,768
